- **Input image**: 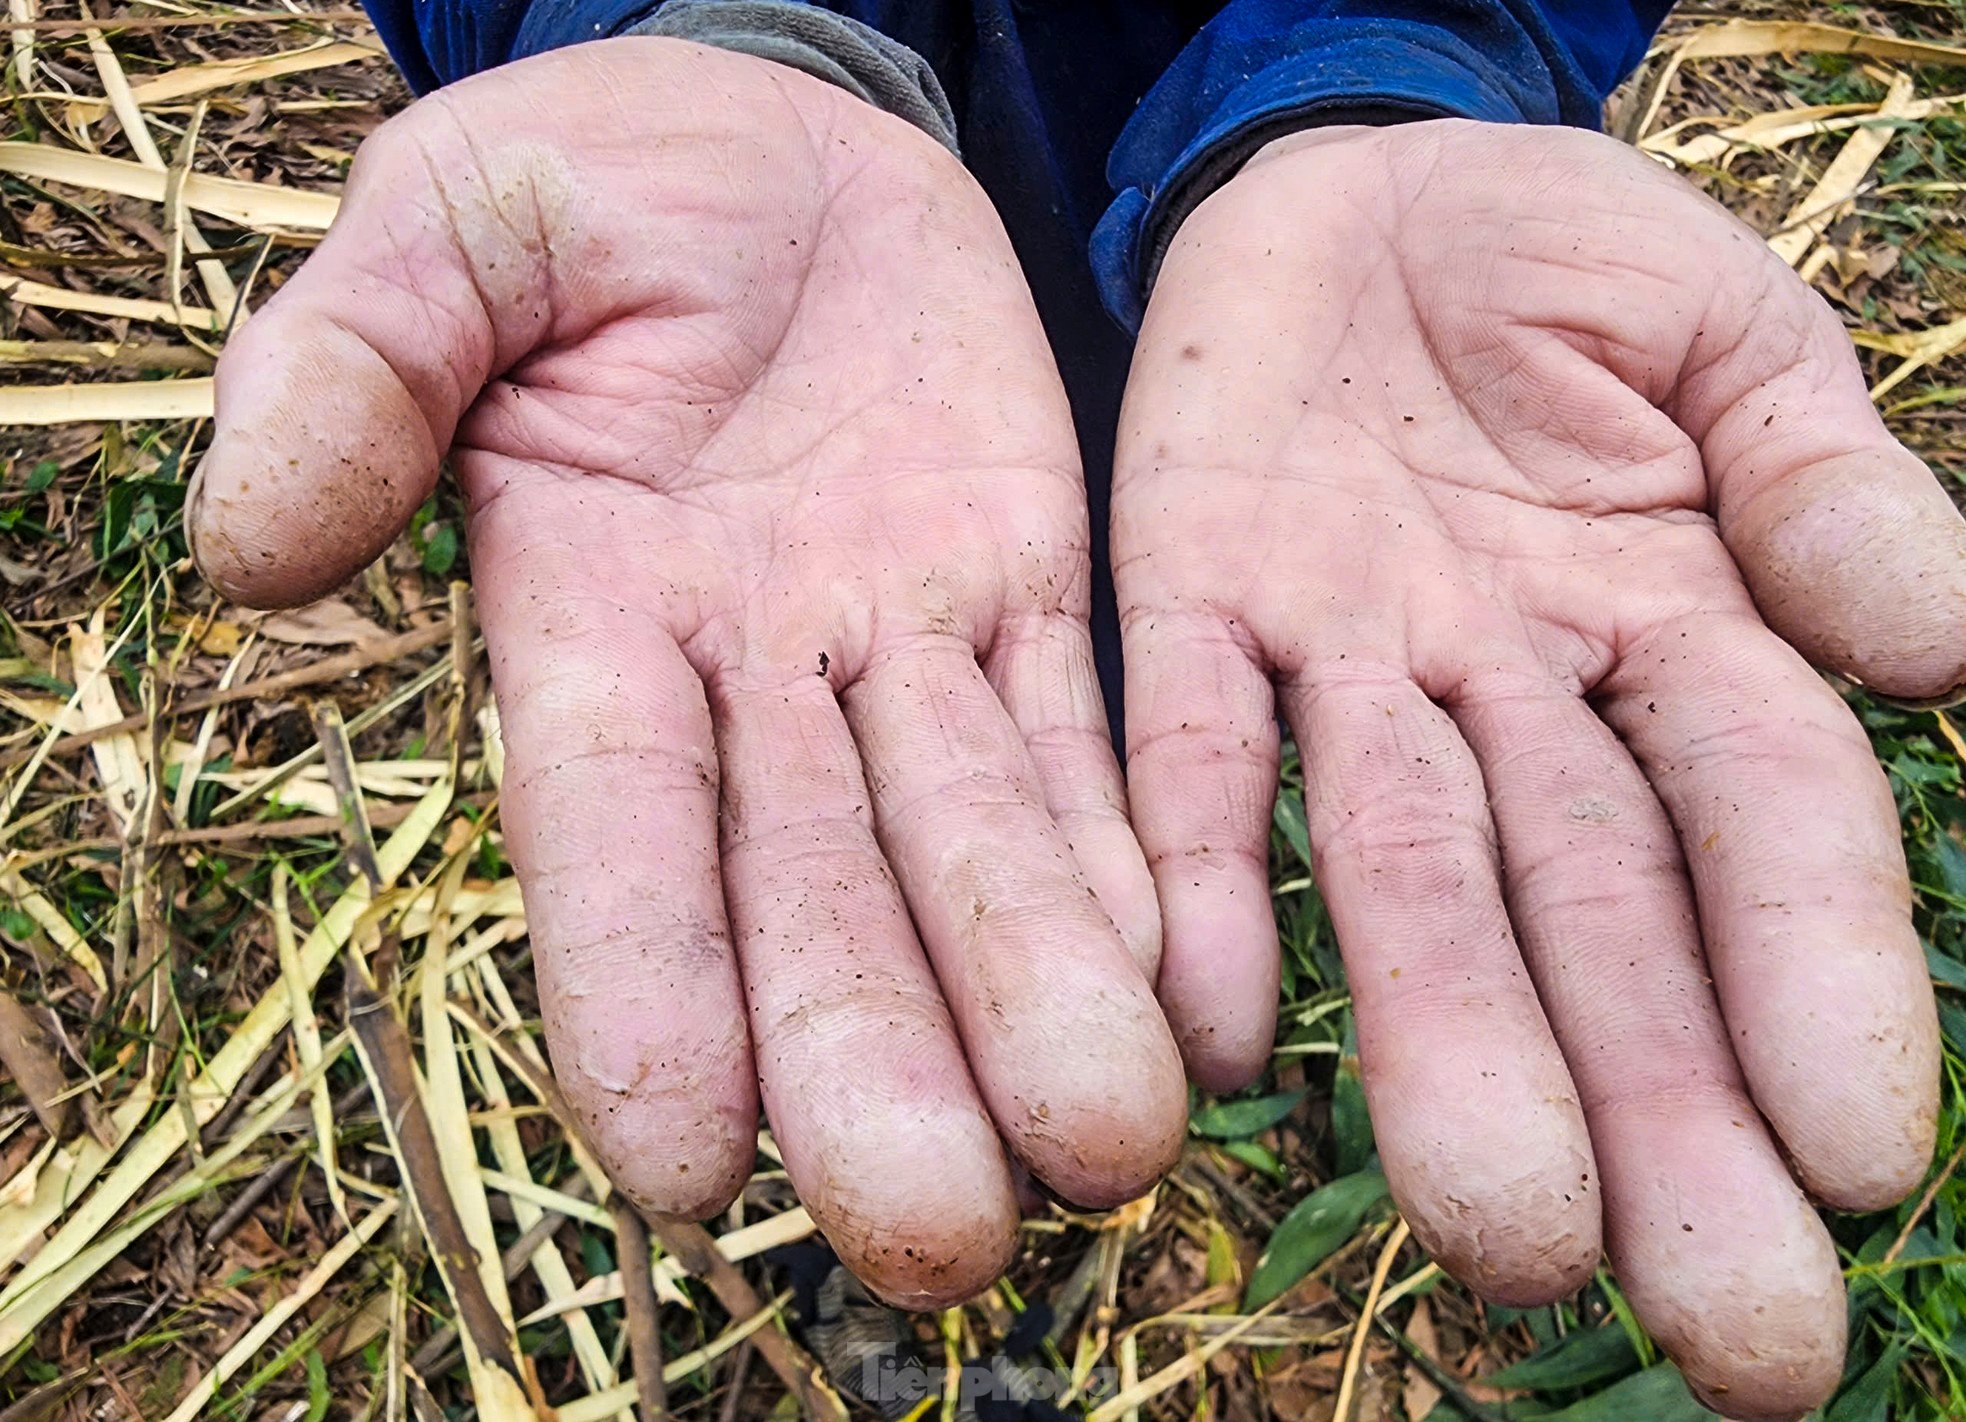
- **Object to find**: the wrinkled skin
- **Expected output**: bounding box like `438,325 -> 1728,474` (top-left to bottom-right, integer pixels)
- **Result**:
189,39 -> 1188,1307
1116,122 -> 1965,1421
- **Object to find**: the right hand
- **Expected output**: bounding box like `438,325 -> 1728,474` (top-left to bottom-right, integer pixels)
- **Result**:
189,38 -> 1186,1305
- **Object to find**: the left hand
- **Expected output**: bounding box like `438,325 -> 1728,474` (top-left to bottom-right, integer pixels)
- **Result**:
1112,120 -> 1964,1420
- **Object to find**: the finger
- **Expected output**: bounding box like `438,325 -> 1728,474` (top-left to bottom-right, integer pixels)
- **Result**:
1285,670 -> 1600,1306
191,113 -> 513,606
986,610 -> 1160,980
468,481 -> 756,1217
1597,611 -> 1939,1210
1121,613 -> 1282,1090
712,673 -> 1019,1307
1672,243 -> 1966,702
843,637 -> 1188,1208
1453,674 -> 1844,1417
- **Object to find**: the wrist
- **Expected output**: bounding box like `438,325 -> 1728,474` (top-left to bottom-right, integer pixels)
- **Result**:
619,1 -> 956,154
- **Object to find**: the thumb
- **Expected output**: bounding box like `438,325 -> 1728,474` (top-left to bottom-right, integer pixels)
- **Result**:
1675,245 -> 1966,704
189,102 -> 511,607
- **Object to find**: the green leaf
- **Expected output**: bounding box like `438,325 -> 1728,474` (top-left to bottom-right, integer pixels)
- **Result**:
1331,1008 -> 1373,1175
1826,1342 -> 1905,1422
1538,1363 -> 1713,1421
303,1350 -> 330,1422
1926,940 -> 1966,993
1217,1140 -> 1285,1179
1487,1323 -> 1639,1392
95,480 -> 134,560
1936,832 -> 1966,900
1894,753 -> 1954,787
420,521 -> 459,576
24,461 -> 58,493
1596,1270 -> 1656,1369
579,1230 -> 615,1280
1938,1000 -> 1966,1058
1243,1168 -> 1388,1309
1191,1088 -> 1305,1140
1273,789 -> 1311,871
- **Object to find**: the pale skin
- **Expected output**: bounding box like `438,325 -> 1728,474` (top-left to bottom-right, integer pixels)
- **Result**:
187,38 -> 1965,1422
1119,126 -> 1964,1419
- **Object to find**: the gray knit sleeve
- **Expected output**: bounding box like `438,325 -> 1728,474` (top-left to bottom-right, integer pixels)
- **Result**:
625,1 -> 958,154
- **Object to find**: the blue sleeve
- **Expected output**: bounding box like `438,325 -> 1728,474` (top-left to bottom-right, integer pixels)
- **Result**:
362,0 -> 665,92
1089,0 -> 1676,329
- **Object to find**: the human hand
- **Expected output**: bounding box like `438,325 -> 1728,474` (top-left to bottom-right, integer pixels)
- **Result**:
189,39 -> 1186,1306
1114,120 -> 1962,1418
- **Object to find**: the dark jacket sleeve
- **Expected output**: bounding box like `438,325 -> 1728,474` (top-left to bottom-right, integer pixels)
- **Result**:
1089,0 -> 1675,328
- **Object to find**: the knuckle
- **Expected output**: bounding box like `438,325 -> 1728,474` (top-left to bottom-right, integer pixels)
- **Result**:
1313,785 -> 1494,870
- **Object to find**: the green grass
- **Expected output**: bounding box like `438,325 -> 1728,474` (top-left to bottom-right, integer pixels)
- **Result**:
1197,694 -> 1966,1418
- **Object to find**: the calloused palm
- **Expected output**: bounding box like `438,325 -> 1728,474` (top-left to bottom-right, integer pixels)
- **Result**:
191,38 -> 1186,1306
1116,122 -> 1963,1420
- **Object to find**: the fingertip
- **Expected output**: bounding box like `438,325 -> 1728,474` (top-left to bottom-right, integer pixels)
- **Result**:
1007,990 -> 1191,1209
1603,1116 -> 1845,1422
572,1085 -> 757,1221
607,1137 -> 753,1222
1792,1094 -> 1938,1215
1727,450 -> 1966,703
1731,923 -> 1940,1215
1687,1382 -> 1829,1422
198,332 -> 442,607
1177,1019 -> 1273,1096
814,1120 -> 1022,1309
853,1218 -> 1018,1310
1395,1143 -> 1602,1309
1670,1297 -> 1844,1422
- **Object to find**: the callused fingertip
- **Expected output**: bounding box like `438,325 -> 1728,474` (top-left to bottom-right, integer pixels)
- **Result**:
1674,1330 -> 1843,1422
1767,994 -> 1940,1215
1729,450 -> 1966,703
1686,1384 -> 1814,1422
1407,1200 -> 1600,1311
1018,1050 -> 1189,1212
1793,1116 -> 1936,1216
1454,1246 -> 1599,1311
182,448 -> 272,607
839,1206 -> 1020,1312
1168,978 -> 1276,1096
1179,1029 -> 1271,1097
1390,1134 -> 1603,1311
1027,1147 -> 1178,1217
1627,1205 -> 1846,1422
184,446 -> 378,610
1851,652 -> 1966,710
600,1129 -> 753,1223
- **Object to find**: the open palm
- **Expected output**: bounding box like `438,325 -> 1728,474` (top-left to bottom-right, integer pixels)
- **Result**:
191,38 -> 1185,1306
1116,121 -> 1964,1419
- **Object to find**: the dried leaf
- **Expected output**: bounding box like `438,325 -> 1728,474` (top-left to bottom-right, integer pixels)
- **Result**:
0,377 -> 214,425
255,599 -> 394,649
3,275 -> 222,332
0,141 -> 339,229
1671,18 -> 1966,66
1853,315 -> 1966,399
1766,71 -> 1918,266
65,39 -> 382,121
